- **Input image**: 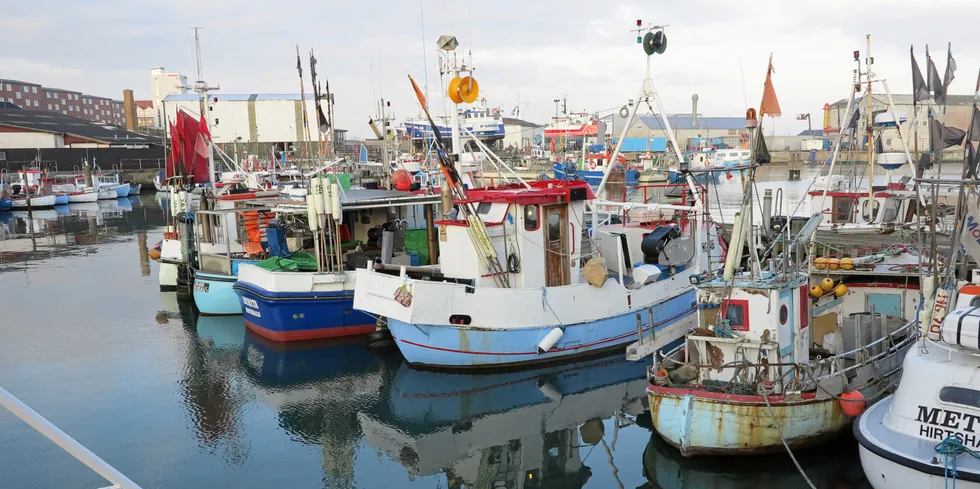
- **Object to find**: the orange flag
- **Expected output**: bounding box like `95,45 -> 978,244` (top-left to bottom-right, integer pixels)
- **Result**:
408,75 -> 427,111
760,54 -> 781,118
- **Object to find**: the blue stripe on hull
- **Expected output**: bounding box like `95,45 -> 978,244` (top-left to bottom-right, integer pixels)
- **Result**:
551,163 -> 640,187
388,289 -> 696,368
193,273 -> 242,315
232,282 -> 375,341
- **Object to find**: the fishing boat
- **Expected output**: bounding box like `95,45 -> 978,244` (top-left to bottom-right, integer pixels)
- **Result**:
853,44 -> 980,489
153,171 -> 166,192
127,183 -> 141,196
9,193 -> 57,208
640,54 -> 920,457
48,176 -> 99,203
551,150 -> 641,188
192,207 -> 272,315
402,97 -> 505,146
233,179 -> 442,341
94,174 -> 131,198
353,28 -> 722,369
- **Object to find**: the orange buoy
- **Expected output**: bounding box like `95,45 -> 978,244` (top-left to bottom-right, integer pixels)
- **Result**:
834,283 -> 848,297
814,257 -> 828,270
840,390 -> 866,417
840,257 -> 854,270
457,76 -> 480,103
392,169 -> 414,191
810,285 -> 824,298
149,249 -> 161,261
820,277 -> 835,291
827,258 -> 840,270
447,77 -> 464,104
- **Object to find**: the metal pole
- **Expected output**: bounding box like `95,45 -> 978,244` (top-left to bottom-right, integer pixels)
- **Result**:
0,386 -> 142,489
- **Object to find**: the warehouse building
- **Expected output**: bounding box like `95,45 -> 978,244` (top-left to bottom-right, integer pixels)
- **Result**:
0,107 -> 158,149
825,94 -> 974,152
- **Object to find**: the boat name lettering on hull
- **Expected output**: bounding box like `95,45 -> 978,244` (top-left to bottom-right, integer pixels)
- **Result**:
242,297 -> 258,309
245,308 -> 261,318
917,405 -> 980,447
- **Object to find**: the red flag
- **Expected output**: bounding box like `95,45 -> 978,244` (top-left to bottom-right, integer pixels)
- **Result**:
408,75 -> 427,111
199,115 -> 211,140
760,54 -> 782,118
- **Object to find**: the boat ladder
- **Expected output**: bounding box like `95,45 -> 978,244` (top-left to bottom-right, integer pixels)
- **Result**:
0,385 -> 143,489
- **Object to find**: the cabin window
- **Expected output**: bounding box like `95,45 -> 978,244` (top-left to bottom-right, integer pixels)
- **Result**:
971,296 -> 980,308
524,205 -> 540,231
939,386 -> 980,409
547,213 -> 562,242
477,202 -> 492,215
720,299 -> 749,331
779,305 -> 788,325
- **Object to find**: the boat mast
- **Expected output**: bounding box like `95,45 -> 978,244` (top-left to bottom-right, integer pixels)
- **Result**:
864,35 -> 875,223
295,45 -> 314,172
191,27 -> 219,184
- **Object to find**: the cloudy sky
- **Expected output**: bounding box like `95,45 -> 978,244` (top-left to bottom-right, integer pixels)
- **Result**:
2,0 -> 978,137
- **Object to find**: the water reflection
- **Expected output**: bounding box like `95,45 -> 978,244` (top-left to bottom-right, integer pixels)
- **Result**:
0,196 -> 166,271
638,432 -> 869,489
360,357 -> 649,488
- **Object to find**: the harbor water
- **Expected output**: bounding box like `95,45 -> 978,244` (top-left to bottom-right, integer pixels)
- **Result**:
0,190 -> 871,489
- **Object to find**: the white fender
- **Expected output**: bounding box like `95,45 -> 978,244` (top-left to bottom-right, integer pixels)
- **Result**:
306,195 -> 320,232
537,327 -> 564,354
311,177 -> 324,215
331,183 -> 342,223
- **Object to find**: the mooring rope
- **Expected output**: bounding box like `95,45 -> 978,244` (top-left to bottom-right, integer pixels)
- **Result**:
936,435 -> 980,489
760,388 -> 817,489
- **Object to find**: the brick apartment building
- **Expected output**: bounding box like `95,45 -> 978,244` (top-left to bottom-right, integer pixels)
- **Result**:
0,79 -> 124,126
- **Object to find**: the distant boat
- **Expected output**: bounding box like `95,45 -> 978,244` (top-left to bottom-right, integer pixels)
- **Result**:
127,184 -> 141,196
66,188 -> 100,203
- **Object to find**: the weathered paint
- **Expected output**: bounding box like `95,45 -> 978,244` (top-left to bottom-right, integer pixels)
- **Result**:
648,385 -> 847,456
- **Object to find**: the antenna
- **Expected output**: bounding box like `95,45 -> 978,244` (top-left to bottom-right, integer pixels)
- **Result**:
190,27 -> 220,108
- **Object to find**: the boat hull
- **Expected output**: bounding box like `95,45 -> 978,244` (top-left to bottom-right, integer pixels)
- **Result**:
193,272 -> 244,315
67,190 -> 99,203
552,163 -> 640,187
386,288 -> 697,369
97,188 -> 116,200
0,198 -> 11,211
113,184 -> 131,198
647,384 -> 848,456
10,194 -> 57,208
232,282 -> 376,342
128,184 -> 141,196
54,194 -> 69,205
856,396 -> 980,489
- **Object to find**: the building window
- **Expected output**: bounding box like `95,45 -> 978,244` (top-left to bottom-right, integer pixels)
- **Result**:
74,94 -> 79,100
32,87 -> 37,94
33,100 -> 38,107
47,104 -> 52,110
4,84 -> 10,91
54,104 -> 59,110
14,92 -> 20,99
22,85 -> 28,92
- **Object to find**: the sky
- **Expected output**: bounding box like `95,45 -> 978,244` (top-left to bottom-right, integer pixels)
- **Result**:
2,0 -> 979,138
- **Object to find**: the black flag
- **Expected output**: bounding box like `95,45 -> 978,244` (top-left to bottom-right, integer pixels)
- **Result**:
970,105 -> 980,142
942,43 -> 957,104
928,51 -> 944,104
317,82 -> 329,133
967,141 -> 979,179
911,46 -> 930,102
754,129 -> 771,164
847,107 -> 860,130
930,117 -> 966,151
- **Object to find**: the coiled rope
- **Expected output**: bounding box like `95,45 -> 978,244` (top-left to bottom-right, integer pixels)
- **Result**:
936,435 -> 980,489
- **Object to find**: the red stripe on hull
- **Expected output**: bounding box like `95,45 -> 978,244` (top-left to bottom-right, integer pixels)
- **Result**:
245,320 -> 375,342
647,383 -> 817,404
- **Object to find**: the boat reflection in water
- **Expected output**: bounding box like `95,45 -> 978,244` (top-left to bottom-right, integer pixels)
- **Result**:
359,356 -> 649,488
638,431 -> 868,489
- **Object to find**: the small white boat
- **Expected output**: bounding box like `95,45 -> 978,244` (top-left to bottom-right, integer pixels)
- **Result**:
66,188 -> 99,203
10,194 -> 57,208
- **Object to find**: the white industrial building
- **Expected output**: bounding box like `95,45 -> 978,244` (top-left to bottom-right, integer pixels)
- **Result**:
161,93 -> 322,145
825,94 -> 975,152
150,67 -> 188,128
501,117 -> 543,152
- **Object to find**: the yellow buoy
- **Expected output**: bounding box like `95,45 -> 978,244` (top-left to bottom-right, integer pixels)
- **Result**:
447,77 -> 464,104
820,277 -> 835,291
827,258 -> 840,270
457,76 -> 480,103
149,249 -> 161,261
834,283 -> 848,297
840,257 -> 854,270
814,257 -> 828,270
810,285 -> 825,298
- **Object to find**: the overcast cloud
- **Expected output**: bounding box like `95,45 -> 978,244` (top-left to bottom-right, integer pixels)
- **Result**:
2,0 -> 979,137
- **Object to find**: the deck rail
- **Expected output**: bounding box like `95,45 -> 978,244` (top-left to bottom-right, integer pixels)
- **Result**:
0,386 -> 142,489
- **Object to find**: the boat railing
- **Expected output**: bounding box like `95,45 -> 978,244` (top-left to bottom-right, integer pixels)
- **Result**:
0,386 -> 142,489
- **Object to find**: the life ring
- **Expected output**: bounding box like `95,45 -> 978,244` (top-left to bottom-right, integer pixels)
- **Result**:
619,106 -> 629,118
589,160 -> 597,170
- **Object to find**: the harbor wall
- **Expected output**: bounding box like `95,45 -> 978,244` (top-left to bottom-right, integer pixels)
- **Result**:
0,147 -> 163,173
